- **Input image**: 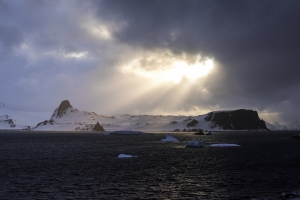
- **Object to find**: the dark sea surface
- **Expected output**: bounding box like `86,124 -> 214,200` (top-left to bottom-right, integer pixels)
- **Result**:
0,131 -> 300,200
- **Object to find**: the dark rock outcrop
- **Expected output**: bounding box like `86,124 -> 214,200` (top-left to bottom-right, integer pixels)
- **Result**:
35,120 -> 49,128
205,109 -> 269,130
93,122 -> 105,131
187,119 -> 199,127
56,100 -> 72,118
194,129 -> 205,135
6,119 -> 16,128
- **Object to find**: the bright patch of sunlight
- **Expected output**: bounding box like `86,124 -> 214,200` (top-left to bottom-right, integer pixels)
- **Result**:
120,51 -> 215,83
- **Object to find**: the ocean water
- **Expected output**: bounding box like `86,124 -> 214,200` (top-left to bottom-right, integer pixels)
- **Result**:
0,131 -> 300,199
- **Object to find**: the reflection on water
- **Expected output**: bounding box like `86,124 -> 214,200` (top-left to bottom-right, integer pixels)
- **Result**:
0,131 -> 300,199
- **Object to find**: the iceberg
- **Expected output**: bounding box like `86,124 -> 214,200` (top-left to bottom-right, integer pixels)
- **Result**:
118,154 -> 137,158
185,140 -> 204,148
161,133 -> 179,142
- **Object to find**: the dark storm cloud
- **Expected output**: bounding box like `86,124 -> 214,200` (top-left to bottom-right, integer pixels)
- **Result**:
94,0 -> 300,119
1,0 -> 300,123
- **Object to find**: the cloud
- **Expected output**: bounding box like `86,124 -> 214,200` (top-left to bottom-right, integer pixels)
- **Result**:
119,50 -> 215,83
89,0 -> 300,121
0,24 -> 23,60
1,0 -> 300,124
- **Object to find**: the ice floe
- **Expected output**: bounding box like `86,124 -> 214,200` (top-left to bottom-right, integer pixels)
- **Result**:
118,154 -> 137,158
185,140 -> 204,148
210,144 -> 240,147
161,133 -> 179,142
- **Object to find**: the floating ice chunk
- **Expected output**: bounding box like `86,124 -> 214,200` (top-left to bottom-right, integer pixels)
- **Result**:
161,133 -> 179,142
210,144 -> 240,147
205,131 -> 214,135
118,154 -> 137,158
185,140 -> 204,148
102,131 -> 110,135
110,130 -> 142,135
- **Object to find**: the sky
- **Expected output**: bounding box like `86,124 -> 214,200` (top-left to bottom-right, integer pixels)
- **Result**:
1,0 -> 300,124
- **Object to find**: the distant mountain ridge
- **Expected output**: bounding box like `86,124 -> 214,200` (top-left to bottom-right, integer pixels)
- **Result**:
289,121 -> 300,130
0,114 -> 29,130
0,104 -> 51,129
2,100 -> 298,131
34,100 -> 270,131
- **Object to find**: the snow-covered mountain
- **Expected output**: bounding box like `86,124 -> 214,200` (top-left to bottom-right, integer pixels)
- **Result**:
34,100 -> 104,131
33,100 -> 269,131
289,121 -> 300,130
0,114 -> 29,130
267,122 -> 288,131
265,122 -> 277,131
0,103 -> 51,130
7,99 -> 297,132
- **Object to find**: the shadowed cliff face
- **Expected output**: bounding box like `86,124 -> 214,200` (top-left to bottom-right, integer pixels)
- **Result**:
56,100 -> 72,118
205,109 -> 269,130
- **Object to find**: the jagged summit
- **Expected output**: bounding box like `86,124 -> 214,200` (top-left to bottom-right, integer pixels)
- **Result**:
0,102 -> 5,108
50,100 -> 74,119
56,100 -> 72,118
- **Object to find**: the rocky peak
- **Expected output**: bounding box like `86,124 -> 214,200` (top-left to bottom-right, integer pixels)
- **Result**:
0,102 -> 5,108
93,122 -> 105,131
56,100 -> 72,118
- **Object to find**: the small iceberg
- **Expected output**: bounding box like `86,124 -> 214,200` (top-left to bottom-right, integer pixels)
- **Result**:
210,144 -> 240,147
102,131 -> 110,135
118,154 -> 137,158
161,133 -> 179,142
185,140 -> 204,148
205,131 -> 214,135
110,130 -> 142,135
